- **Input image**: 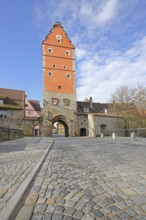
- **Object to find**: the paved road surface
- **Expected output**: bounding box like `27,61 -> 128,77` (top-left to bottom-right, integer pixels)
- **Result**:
1,137 -> 146,219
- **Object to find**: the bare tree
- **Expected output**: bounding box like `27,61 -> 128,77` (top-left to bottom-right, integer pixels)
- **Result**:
132,83 -> 146,111
111,85 -> 132,104
110,84 -> 146,129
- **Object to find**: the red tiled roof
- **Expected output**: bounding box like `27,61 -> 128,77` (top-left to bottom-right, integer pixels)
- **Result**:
29,100 -> 42,112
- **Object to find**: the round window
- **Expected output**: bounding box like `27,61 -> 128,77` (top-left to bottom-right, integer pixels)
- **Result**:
56,35 -> 62,40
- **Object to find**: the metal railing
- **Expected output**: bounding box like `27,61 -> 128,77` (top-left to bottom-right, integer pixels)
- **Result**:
0,127 -> 24,142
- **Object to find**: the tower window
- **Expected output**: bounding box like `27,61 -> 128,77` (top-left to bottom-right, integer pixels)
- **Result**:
64,66 -> 67,69
66,74 -> 71,79
58,86 -> 62,89
48,72 -> 53,76
65,50 -> 70,56
48,48 -> 53,53
53,64 -> 56,68
56,35 -> 62,44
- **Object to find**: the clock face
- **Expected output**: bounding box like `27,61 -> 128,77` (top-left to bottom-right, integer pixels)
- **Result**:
56,35 -> 62,40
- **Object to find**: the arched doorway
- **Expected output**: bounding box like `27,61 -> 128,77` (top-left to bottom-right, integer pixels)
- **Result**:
52,115 -> 69,137
33,124 -> 40,136
80,128 -> 86,136
100,124 -> 107,135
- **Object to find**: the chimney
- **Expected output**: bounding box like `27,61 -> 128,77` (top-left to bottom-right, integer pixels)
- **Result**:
89,97 -> 93,109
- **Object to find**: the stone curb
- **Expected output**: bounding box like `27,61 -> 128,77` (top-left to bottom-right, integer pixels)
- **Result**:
0,139 -> 54,220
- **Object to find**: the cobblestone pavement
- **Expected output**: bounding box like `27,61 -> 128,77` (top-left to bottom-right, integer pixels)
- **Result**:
0,137 -> 53,213
16,137 -> 146,220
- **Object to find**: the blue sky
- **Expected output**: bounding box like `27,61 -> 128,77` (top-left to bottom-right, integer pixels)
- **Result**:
1,0 -> 146,105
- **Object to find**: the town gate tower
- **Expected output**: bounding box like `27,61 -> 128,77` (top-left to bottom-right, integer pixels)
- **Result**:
42,22 -> 78,136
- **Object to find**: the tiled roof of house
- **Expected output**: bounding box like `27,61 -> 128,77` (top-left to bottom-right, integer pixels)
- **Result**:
29,100 -> 42,112
77,101 -> 108,114
0,88 -> 25,109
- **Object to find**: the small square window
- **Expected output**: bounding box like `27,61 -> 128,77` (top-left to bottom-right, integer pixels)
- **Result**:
84,108 -> 89,113
65,50 -> 70,56
53,64 -> 56,68
64,66 -> 67,69
58,40 -> 61,43
48,72 -> 53,76
58,86 -> 62,89
0,110 -> 7,118
48,48 -> 53,53
66,74 -> 71,79
28,110 -> 33,115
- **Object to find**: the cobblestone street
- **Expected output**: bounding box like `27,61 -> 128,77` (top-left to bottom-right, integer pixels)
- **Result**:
14,137 -> 146,220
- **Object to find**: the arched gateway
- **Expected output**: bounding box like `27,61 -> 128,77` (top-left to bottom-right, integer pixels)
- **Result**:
52,115 -> 69,137
42,22 -> 78,137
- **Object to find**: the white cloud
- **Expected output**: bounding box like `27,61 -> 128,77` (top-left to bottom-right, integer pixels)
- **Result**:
77,36 -> 146,102
75,48 -> 88,60
80,0 -> 118,27
33,0 -> 119,33
97,0 -> 118,24
33,0 -> 146,104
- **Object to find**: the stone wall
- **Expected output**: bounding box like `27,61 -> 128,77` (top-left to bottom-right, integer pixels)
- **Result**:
0,127 -> 24,141
23,119 -> 42,136
94,115 -> 124,136
0,109 -> 23,129
77,114 -> 124,137
43,91 -> 78,136
77,114 -> 88,133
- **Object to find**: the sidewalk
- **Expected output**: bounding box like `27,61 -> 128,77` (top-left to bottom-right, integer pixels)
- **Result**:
0,137 -> 54,220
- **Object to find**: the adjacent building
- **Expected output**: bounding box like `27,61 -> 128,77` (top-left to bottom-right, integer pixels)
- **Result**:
77,98 -> 123,136
0,88 -> 42,136
0,88 -> 25,129
24,96 -> 42,136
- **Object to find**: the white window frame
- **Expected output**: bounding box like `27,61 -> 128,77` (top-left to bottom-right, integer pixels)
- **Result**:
65,50 -> 70,56
0,110 -> 8,118
83,108 -> 89,113
48,72 -> 53,76
66,74 -> 71,79
48,48 -> 53,53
